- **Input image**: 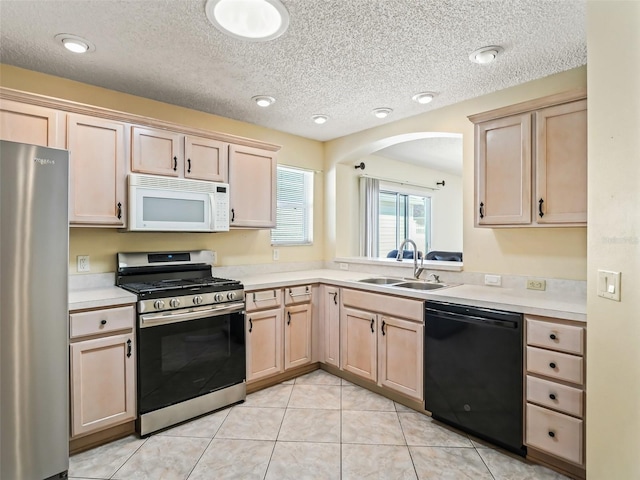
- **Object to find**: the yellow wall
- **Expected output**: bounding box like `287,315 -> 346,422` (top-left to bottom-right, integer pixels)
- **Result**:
0,65 -> 325,273
586,2 -> 640,478
325,67 -> 588,280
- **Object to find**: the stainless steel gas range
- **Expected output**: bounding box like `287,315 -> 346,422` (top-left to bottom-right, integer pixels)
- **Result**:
116,250 -> 246,436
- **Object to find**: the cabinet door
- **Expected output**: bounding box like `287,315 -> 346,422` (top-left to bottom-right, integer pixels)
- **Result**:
70,333 -> 135,437
228,144 -> 277,228
131,126 -> 182,176
0,99 -> 65,147
476,113 -> 532,225
67,114 -> 126,226
284,304 -> 312,370
340,307 -> 377,382
535,100 -> 587,224
184,135 -> 228,182
323,286 -> 340,368
378,316 -> 423,401
246,308 -> 283,382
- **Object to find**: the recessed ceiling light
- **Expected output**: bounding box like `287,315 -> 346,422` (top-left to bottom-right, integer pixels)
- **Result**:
205,0 -> 290,42
469,46 -> 504,64
54,34 -> 95,53
412,92 -> 436,104
312,114 -> 328,125
372,108 -> 393,119
252,95 -> 276,107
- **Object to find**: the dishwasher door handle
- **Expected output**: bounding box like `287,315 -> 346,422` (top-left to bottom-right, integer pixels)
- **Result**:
425,308 -> 518,329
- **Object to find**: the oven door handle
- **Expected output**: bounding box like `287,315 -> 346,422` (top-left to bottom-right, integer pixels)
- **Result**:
140,302 -> 245,328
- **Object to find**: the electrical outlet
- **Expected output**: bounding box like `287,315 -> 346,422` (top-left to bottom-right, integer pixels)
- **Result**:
211,251 -> 217,265
527,279 -> 546,291
340,263 -> 349,270
272,249 -> 279,261
484,274 -> 501,286
77,255 -> 90,272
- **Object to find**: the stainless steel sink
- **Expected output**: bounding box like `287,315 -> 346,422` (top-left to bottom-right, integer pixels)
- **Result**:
357,277 -> 404,285
392,281 -> 449,290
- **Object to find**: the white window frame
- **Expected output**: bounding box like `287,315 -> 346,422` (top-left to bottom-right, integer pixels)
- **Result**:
271,165 -> 314,246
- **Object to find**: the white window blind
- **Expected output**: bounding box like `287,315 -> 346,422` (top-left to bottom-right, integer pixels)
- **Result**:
271,165 -> 314,245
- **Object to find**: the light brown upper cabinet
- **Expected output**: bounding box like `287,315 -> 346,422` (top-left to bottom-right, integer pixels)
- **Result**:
67,114 -> 127,227
131,126 -> 229,182
470,91 -> 587,227
0,99 -> 65,148
228,144 -> 277,228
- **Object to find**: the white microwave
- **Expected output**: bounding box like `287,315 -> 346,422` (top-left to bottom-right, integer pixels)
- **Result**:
128,174 -> 229,232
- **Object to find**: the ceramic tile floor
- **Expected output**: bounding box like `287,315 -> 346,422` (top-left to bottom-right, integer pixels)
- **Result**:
69,369 -> 570,480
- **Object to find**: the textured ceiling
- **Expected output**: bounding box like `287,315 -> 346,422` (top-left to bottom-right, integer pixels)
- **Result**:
0,0 -> 586,147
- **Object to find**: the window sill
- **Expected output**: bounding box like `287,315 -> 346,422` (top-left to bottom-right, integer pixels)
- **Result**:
333,256 -> 464,272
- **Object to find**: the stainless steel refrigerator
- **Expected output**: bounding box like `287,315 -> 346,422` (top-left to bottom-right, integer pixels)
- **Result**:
1,140 -> 69,480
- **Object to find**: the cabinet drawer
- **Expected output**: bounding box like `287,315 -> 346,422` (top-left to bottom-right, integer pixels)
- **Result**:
527,317 -> 584,355
526,403 -> 583,465
284,285 -> 312,305
245,289 -> 282,312
527,347 -> 583,385
527,375 -> 584,418
70,306 -> 135,339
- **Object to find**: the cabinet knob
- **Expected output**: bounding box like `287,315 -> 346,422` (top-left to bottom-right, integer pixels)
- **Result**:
549,362 -> 557,369
100,319 -> 107,325
549,393 -> 557,400
548,431 -> 556,438
549,333 -> 557,340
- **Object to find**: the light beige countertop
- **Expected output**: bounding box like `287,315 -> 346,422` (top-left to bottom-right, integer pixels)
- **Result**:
69,286 -> 137,311
68,269 -> 586,322
238,269 -> 586,322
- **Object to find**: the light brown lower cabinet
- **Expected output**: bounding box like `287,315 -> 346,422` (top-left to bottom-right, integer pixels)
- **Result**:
69,305 -> 136,438
321,285 -> 340,368
284,304 -> 312,370
525,315 -> 586,472
246,308 -> 283,382
340,288 -> 424,401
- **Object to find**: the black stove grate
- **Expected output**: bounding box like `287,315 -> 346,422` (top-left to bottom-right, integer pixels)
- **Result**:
120,276 -> 241,294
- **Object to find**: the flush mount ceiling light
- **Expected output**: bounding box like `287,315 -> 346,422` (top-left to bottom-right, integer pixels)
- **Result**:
412,92 -> 436,104
372,108 -> 393,119
205,0 -> 290,41
469,46 -> 504,64
252,95 -> 276,107
54,33 -> 95,53
312,114 -> 328,125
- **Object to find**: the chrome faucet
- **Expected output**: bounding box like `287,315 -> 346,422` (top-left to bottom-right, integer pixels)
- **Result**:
396,238 -> 425,279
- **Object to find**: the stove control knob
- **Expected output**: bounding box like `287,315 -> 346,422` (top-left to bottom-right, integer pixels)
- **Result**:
193,295 -> 203,305
169,298 -> 180,308
214,293 -> 224,302
154,300 -> 165,310
227,291 -> 236,301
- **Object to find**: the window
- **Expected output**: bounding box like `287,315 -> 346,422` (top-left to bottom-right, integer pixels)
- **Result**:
378,188 -> 431,258
360,177 -> 431,257
271,165 -> 314,245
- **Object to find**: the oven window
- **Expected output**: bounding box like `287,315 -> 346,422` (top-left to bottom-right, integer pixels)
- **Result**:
143,196 -> 205,223
138,312 -> 245,414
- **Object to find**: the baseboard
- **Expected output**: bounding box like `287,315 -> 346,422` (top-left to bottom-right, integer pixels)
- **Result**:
69,421 -> 135,455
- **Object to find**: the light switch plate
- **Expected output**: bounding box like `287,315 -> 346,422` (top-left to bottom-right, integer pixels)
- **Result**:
597,269 -> 621,301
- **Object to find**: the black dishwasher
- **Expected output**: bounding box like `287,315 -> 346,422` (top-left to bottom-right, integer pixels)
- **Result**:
424,300 -> 525,456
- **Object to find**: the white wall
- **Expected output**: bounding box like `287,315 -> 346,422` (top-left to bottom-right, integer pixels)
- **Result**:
586,2 -> 640,478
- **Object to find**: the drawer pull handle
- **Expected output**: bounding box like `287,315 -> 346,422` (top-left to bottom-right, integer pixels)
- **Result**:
539,198 -> 545,218
249,318 -> 253,333
287,311 -> 291,325
548,431 -> 556,438
173,156 -> 178,171
549,333 -> 557,340
187,158 -> 191,173
549,393 -> 557,400
381,320 -> 386,336
370,318 -> 374,333
549,362 -> 557,369
100,319 -> 107,325
479,202 -> 485,219
126,339 -> 132,358
332,292 -> 337,305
